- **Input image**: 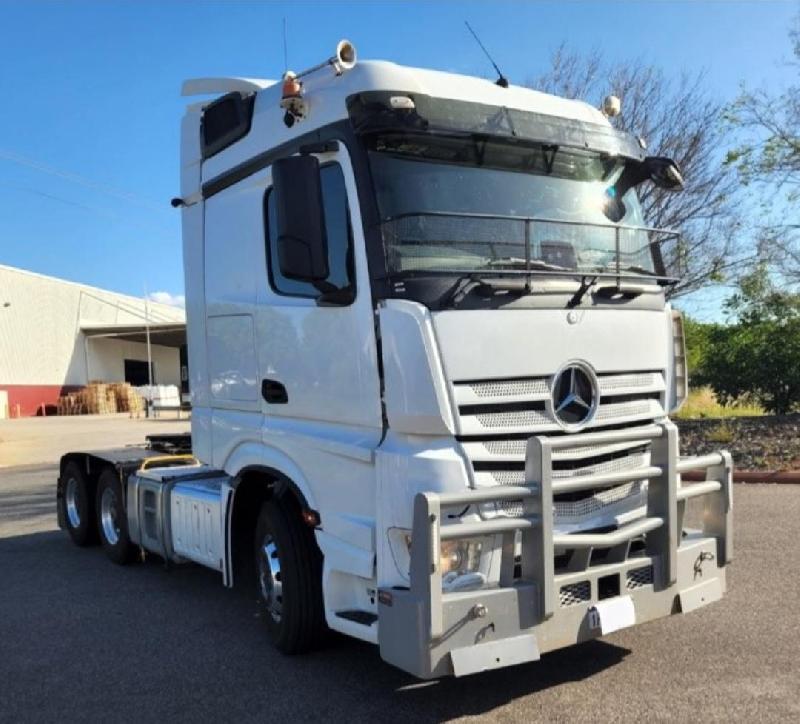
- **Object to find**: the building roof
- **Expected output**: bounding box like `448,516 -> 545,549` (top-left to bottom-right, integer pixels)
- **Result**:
0,263 -> 184,324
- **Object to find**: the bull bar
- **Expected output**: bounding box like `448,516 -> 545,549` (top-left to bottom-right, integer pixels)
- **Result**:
377,421 -> 732,678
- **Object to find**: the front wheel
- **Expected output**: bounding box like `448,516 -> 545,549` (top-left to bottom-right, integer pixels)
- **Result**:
95,468 -> 137,565
254,499 -> 326,654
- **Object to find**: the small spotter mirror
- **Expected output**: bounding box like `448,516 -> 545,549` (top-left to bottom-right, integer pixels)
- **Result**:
645,157 -> 684,191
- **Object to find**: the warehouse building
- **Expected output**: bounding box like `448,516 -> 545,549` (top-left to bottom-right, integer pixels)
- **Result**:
0,264 -> 186,417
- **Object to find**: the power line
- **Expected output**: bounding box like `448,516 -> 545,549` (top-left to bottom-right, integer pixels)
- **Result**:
0,180 -> 174,236
0,148 -> 166,213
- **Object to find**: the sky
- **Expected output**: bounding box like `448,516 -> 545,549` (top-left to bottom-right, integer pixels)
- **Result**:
0,0 -> 797,313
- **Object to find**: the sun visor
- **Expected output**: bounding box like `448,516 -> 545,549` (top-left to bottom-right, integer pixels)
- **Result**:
347,91 -> 645,161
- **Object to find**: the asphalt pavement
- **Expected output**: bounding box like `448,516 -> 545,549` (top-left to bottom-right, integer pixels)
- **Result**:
0,464 -> 798,723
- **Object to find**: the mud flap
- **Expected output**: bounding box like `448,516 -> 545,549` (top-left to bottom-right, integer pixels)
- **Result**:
450,633 -> 540,677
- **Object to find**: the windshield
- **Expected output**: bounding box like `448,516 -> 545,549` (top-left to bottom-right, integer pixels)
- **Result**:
367,133 -> 662,277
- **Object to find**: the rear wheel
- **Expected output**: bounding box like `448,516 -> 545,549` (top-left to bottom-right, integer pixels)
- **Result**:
95,468 -> 137,565
254,499 -> 326,654
60,461 -> 96,546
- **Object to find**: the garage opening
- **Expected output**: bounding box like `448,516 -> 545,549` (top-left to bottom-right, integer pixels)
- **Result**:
124,359 -> 156,386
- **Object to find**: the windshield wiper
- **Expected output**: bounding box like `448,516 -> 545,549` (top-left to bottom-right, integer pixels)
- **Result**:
568,275 -> 599,308
485,257 -> 572,272
442,273 -> 531,308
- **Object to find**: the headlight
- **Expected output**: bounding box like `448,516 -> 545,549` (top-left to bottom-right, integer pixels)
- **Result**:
388,530 -> 493,592
440,537 -> 488,592
440,538 -> 483,575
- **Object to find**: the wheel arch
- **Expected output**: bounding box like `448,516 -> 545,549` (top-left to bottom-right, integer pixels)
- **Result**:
221,441 -> 317,511
227,464 -> 317,590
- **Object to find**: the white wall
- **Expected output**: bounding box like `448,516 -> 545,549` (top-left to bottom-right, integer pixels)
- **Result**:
87,338 -> 181,387
0,265 -> 184,385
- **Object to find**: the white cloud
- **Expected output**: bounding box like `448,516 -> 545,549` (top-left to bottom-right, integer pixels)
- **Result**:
148,291 -> 186,308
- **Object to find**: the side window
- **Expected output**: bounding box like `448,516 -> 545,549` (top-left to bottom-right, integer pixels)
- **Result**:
265,163 -> 354,298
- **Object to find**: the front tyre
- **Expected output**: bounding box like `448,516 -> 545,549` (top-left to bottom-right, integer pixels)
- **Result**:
95,468 -> 137,565
254,499 -> 326,654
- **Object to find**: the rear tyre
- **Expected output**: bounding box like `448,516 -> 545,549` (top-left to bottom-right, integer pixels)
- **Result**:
254,499 -> 326,654
95,468 -> 137,565
60,461 -> 97,546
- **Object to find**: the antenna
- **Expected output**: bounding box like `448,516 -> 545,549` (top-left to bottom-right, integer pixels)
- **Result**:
282,17 -> 288,72
464,21 -> 509,88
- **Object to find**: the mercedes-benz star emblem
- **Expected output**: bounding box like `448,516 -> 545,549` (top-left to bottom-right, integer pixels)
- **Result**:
552,364 -> 598,429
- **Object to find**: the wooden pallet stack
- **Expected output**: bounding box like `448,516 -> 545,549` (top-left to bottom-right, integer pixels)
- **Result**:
109,382 -> 145,413
56,382 -> 145,416
56,394 -> 85,416
81,382 -> 117,414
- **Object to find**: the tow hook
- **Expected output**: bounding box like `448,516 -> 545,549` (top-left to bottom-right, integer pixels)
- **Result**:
470,603 -> 488,619
694,551 -> 715,579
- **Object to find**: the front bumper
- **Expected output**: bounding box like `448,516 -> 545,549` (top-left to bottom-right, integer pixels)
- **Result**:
377,421 -> 732,678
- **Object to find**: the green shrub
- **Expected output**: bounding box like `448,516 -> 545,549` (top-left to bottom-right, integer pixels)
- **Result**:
673,387 -> 765,419
705,421 -> 735,444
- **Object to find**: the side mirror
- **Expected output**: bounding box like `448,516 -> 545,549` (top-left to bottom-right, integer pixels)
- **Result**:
272,155 -> 329,281
645,156 -> 684,191
607,156 -> 685,216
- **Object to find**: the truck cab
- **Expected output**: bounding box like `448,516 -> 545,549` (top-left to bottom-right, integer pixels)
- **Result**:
58,43 -> 732,679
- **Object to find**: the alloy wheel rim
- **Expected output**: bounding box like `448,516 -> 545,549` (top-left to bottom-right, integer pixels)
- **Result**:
257,534 -> 283,623
100,487 -> 121,546
65,477 -> 81,528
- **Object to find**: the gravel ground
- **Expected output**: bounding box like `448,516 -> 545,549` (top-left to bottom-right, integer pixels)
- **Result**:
676,415 -> 800,471
0,464 -> 798,723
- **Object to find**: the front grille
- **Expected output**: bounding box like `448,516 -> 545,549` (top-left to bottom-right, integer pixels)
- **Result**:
626,565 -> 654,589
560,581 -> 591,607
494,481 -> 645,518
455,370 -> 665,523
555,481 -> 643,518
474,408 -> 550,429
468,378 -> 549,398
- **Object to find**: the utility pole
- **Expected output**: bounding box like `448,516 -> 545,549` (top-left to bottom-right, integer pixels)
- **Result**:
144,284 -> 153,416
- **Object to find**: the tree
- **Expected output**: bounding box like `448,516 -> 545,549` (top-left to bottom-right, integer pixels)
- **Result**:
725,15 -> 800,277
702,266 -> 800,414
682,315 -> 714,382
532,47 -> 750,298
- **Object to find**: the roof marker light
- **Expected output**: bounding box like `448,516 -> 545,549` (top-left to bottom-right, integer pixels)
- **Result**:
280,71 -> 307,127
389,95 -> 415,110
602,95 -> 622,118
279,40 -> 358,128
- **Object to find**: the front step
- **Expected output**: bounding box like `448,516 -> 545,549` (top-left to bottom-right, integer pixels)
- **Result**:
335,610 -> 378,626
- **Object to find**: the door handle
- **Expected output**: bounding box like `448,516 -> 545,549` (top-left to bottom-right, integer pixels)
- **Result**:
261,379 -> 288,404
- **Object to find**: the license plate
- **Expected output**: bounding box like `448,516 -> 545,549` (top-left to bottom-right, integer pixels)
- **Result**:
587,595 -> 636,635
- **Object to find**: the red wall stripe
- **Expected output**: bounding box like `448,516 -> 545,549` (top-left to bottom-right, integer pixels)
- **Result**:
0,385 -> 83,417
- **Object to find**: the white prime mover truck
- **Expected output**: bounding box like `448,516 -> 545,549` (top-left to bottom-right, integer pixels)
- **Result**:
56,41 -> 732,678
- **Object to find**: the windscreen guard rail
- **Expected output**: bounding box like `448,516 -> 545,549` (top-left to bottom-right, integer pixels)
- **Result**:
410,421 -> 732,639
379,210 -> 683,284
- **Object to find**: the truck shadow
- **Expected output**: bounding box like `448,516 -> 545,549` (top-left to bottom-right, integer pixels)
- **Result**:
0,529 -> 630,722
